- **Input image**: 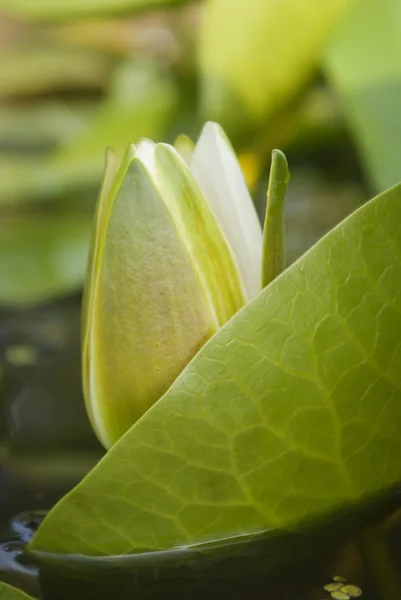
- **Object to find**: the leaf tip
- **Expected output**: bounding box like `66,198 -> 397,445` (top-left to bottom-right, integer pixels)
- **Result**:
271,149 -> 290,185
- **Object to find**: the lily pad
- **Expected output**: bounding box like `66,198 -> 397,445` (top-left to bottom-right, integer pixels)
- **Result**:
324,0 -> 401,191
0,60 -> 178,207
198,0 -> 349,137
0,584 -> 35,600
0,45 -> 111,97
29,182 -> 401,556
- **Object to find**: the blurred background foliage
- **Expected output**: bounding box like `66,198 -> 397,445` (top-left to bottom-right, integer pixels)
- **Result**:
0,0 -> 400,509
0,0 -> 399,306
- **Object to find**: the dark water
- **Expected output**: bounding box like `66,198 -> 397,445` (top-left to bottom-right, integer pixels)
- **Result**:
0,295 -> 102,596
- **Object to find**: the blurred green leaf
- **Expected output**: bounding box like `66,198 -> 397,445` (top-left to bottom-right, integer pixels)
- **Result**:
324,0 -> 401,192
0,60 -> 178,206
57,59 -> 178,161
0,45 -> 112,97
0,102 -> 94,152
29,182 -> 401,556
0,0 -> 190,21
198,0 -> 349,138
0,209 -> 92,306
0,584 -> 35,600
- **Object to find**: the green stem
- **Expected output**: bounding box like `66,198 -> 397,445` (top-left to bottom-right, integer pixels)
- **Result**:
261,149 -> 290,288
359,525 -> 400,600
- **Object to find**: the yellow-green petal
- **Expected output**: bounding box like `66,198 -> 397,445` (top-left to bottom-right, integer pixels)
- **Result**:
154,143 -> 246,325
88,158 -> 220,447
82,145 -> 134,416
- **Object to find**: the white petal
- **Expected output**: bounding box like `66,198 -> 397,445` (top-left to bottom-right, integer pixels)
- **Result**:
135,138 -> 158,183
190,122 -> 262,300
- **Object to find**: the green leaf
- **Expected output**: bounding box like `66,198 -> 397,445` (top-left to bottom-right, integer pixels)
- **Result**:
262,149 -> 290,288
0,0 -> 189,21
198,0 -> 349,137
324,0 -> 401,192
0,209 -> 92,306
0,584 -> 35,600
29,183 -> 401,556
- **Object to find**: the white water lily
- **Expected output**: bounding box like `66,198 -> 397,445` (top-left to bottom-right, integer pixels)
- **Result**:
83,121 -> 263,448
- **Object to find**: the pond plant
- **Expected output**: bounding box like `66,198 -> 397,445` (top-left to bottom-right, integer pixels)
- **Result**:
81,122 -> 266,448
0,582 -> 35,600
7,122 -> 401,599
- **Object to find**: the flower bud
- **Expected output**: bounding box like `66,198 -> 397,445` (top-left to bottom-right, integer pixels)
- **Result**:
83,122 -> 262,448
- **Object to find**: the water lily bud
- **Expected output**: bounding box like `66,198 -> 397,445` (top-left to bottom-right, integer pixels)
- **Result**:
83,122 -> 262,448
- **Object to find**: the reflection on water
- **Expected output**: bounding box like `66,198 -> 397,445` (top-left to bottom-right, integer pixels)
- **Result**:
0,540 -> 38,597
10,512 -> 48,545
0,511 -> 42,597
